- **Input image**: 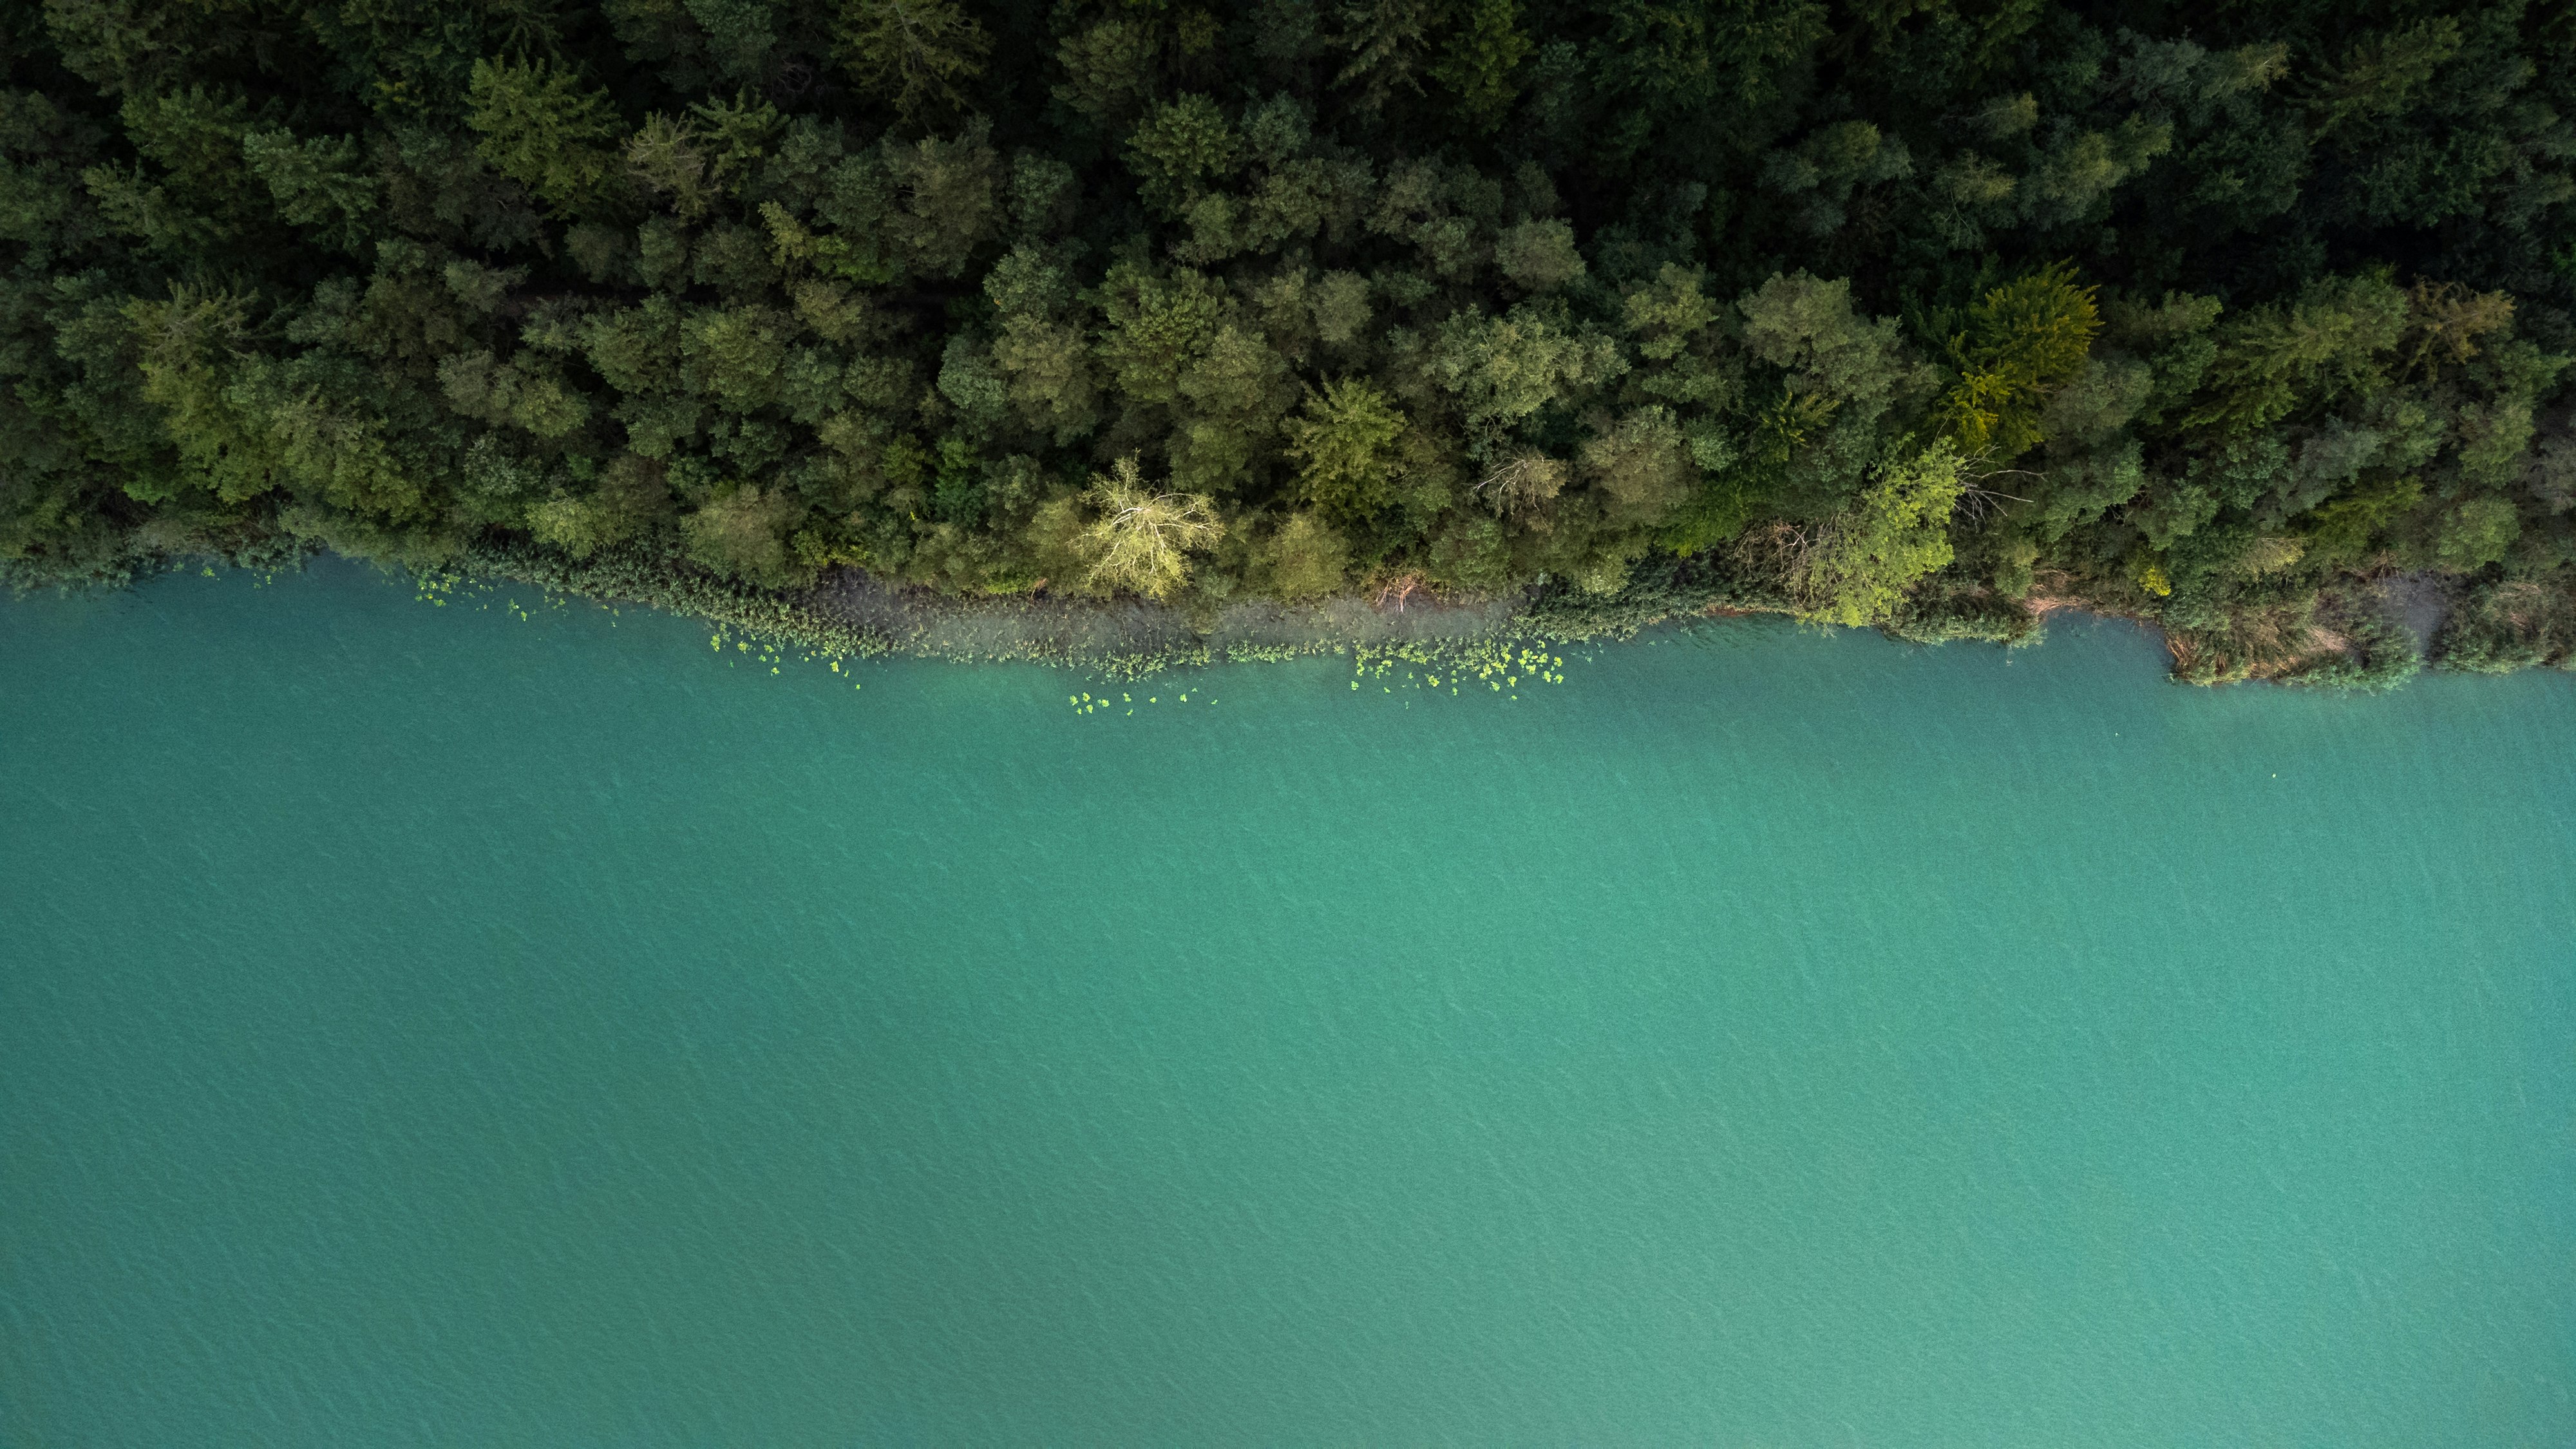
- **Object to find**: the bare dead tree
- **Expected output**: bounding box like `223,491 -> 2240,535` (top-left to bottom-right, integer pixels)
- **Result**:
1731,518 -> 1828,607
1953,458 -> 2034,526
1472,452 -> 1567,517
1373,573 -> 1426,612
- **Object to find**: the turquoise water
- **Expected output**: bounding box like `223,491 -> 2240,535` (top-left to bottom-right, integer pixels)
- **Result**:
3,562 -> 2571,1447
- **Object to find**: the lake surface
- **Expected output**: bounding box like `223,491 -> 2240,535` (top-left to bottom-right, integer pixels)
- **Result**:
4,560 -> 2571,1446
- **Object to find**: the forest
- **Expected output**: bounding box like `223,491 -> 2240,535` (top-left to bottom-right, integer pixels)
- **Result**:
3,0 -> 2573,679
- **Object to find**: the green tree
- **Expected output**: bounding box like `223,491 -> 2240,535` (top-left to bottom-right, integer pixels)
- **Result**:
2434,495 -> 2518,573
1430,303 -> 1627,459
878,124 -> 1001,278
2184,275 -> 2409,437
1126,94 -> 1238,217
2303,17 -> 2460,140
1430,0 -> 1533,132
241,129 -> 377,251
1329,0 -> 1436,113
1763,120 -> 1911,235
683,484 -> 805,584
1580,405 -> 1692,525
1093,262 -> 1225,405
1588,0 -> 1829,153
527,491 -> 640,558
833,0 -> 993,123
466,59 -> 624,213
1282,376 -> 1408,521
1052,17 -> 1157,125
1171,325 -> 1295,495
1492,218 -> 1582,292
1260,511 -> 1350,597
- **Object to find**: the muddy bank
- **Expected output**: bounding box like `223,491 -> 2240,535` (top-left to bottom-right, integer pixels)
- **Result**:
808,571 -> 1527,671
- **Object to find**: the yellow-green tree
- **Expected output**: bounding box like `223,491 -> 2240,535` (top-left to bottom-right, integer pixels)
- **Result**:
1079,456 -> 1224,599
1933,263 -> 2099,458
1793,439 -> 1969,626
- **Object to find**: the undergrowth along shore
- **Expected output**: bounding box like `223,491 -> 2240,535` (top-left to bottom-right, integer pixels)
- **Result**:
372,537 -> 2552,691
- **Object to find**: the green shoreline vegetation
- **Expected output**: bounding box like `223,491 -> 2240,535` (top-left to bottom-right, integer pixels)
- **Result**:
4,0 -> 2573,687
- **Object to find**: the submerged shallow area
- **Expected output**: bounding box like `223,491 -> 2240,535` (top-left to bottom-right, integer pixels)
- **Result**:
4,560 -> 2572,1446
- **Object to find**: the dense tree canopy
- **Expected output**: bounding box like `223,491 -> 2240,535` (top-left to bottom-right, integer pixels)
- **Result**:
5,0 -> 2573,676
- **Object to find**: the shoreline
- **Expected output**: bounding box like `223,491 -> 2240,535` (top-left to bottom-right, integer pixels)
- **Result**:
55,537 -> 2562,690
375,541 -> 2562,691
